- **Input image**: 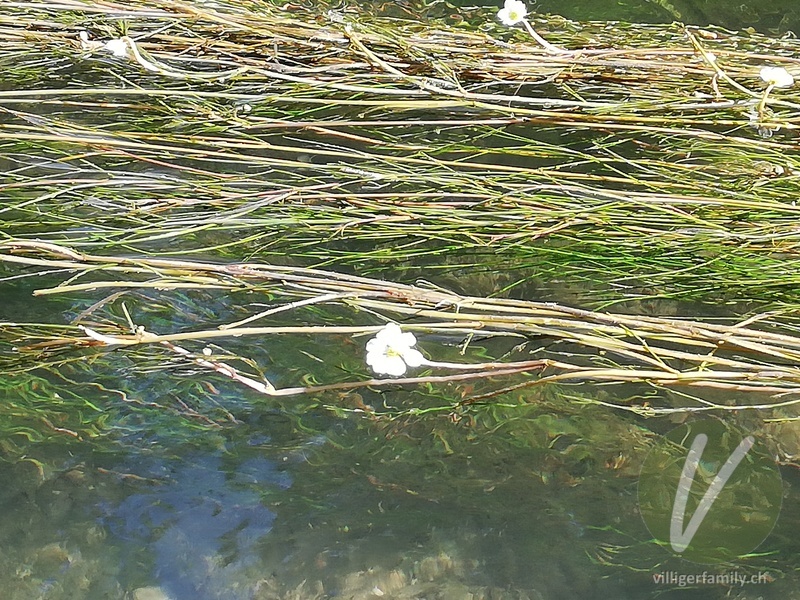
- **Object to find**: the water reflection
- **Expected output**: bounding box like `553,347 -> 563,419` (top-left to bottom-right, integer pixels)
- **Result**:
103,455 -> 287,600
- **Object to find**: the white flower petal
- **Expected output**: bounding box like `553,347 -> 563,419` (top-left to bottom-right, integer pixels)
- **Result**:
369,355 -> 407,376
398,331 -> 417,348
386,358 -> 408,376
760,66 -> 794,88
365,349 -> 384,367
401,348 -> 425,368
104,38 -> 129,58
366,337 -> 386,353
381,322 -> 402,337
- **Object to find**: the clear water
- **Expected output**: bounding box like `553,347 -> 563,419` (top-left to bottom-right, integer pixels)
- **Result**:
3,1 -> 800,599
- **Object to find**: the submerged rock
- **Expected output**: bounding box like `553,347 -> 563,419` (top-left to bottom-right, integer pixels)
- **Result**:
131,586 -> 173,600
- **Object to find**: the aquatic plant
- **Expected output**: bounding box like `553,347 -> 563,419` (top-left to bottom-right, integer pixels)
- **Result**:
2,0 -> 800,308
497,0 -> 569,54
4,242 -> 800,425
2,0 -> 800,443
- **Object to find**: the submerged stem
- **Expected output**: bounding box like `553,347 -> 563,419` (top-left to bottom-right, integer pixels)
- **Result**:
758,83 -> 775,120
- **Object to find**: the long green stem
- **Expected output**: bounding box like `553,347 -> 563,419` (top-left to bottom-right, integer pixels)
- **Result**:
758,83 -> 775,120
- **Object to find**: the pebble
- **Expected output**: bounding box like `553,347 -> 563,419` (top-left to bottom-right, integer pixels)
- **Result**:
131,586 -> 173,600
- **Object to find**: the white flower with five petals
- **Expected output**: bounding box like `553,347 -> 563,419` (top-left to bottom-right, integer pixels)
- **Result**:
365,323 -> 425,376
497,0 -> 528,26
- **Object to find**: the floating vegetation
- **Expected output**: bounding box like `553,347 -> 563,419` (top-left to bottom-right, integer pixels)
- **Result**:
5,241 -> 800,423
2,0 -> 800,307
4,0 -> 800,436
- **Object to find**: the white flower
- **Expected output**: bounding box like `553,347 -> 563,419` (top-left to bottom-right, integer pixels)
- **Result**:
365,323 -> 425,376
104,38 -> 129,58
497,0 -> 528,26
760,66 -> 794,88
